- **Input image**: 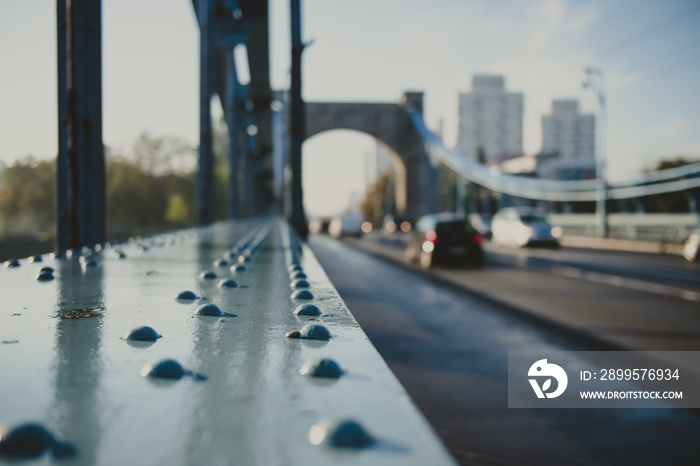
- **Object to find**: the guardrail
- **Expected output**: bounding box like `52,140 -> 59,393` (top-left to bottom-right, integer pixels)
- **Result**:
0,218 -> 456,465
548,213 -> 699,242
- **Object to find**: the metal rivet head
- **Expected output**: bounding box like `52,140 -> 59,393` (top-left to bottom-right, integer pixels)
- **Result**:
293,304 -> 321,316
285,330 -> 301,339
290,271 -> 307,279
308,418 -> 373,448
300,358 -> 343,378
217,279 -> 239,288
300,324 -> 331,340
40,267 -> 54,274
194,304 -> 223,317
291,290 -> 314,300
287,264 -> 303,273
81,258 -> 98,268
29,255 -> 43,263
231,264 -> 247,273
141,359 -> 185,380
199,271 -> 218,280
0,423 -> 77,460
36,271 -> 54,282
50,251 -> 66,260
4,259 -> 20,268
175,290 -> 198,301
213,259 -> 230,268
123,326 -> 161,342
237,255 -> 252,263
291,279 -> 310,289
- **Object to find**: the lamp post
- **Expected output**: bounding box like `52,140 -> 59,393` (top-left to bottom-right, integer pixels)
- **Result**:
584,66 -> 608,238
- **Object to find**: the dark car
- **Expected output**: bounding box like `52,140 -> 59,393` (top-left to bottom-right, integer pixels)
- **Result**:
405,213 -> 484,269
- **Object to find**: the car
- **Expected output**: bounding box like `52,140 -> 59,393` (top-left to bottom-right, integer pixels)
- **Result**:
469,213 -> 492,239
329,211 -> 365,238
683,228 -> 700,262
308,217 -> 331,234
404,212 -> 484,269
491,207 -> 561,248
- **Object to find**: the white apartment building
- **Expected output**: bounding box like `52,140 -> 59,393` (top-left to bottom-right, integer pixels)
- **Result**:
454,75 -> 523,162
539,99 -> 596,180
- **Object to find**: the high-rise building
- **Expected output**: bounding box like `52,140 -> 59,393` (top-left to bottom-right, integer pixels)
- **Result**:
541,99 -> 595,161
453,75 -> 523,163
538,99 -> 596,180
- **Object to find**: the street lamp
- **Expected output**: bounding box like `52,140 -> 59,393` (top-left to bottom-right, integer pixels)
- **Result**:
583,66 -> 608,238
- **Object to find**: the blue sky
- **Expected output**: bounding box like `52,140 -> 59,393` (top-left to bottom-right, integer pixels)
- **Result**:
1,0 -> 699,216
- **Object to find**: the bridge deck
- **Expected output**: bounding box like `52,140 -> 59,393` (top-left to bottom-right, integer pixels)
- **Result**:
0,218 -> 456,465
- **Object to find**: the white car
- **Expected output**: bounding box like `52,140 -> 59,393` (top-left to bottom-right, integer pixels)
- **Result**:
491,207 -> 561,248
683,228 -> 700,262
329,211 -> 365,238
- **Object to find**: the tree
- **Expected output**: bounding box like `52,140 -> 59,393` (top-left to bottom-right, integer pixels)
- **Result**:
0,157 -> 55,234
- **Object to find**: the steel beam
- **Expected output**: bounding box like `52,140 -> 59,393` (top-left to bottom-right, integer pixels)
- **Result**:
196,0 -> 215,225
0,219 -> 458,465
56,0 -> 105,251
289,0 -> 308,238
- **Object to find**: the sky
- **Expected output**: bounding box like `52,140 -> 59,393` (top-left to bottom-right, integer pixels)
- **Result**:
1,0 -> 700,217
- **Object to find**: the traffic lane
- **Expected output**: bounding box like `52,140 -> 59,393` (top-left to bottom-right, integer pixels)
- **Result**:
309,234 -> 700,466
349,233 -> 700,351
484,241 -> 700,290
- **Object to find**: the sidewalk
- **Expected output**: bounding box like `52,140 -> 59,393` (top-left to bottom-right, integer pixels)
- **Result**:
560,235 -> 684,256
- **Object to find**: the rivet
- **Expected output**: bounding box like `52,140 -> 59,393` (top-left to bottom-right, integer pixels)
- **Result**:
285,330 -> 301,339
299,358 -> 343,378
293,304 -> 321,316
36,271 -> 54,282
288,264 -> 303,272
299,324 -> 331,340
175,290 -> 198,301
231,264 -> 247,273
217,279 -> 239,288
308,418 -> 373,448
40,267 -> 54,274
213,259 -> 230,268
115,250 -> 127,259
29,255 -> 43,263
50,251 -> 66,260
194,304 -> 223,317
123,326 -> 161,342
80,257 -> 98,267
199,271 -> 218,280
0,423 -> 77,460
291,279 -> 310,289
291,290 -> 314,300
290,271 -> 307,279
237,255 -> 252,263
4,259 -> 20,268
141,359 -> 185,380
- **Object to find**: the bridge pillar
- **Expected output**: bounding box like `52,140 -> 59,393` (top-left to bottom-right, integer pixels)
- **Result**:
196,0 -> 215,225
56,0 -> 105,251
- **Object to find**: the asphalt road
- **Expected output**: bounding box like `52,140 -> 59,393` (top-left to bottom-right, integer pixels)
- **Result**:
309,234 -> 700,466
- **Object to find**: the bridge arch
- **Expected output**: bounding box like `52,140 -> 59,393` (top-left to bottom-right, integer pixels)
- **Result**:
305,92 -> 439,221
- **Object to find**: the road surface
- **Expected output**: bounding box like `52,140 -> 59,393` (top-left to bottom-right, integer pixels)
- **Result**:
310,234 -> 699,466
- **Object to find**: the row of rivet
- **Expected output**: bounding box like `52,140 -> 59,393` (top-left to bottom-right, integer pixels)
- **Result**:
279,222 -> 374,449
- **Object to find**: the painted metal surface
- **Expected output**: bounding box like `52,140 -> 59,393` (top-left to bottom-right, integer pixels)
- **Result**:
55,0 -> 106,250
0,219 -> 457,466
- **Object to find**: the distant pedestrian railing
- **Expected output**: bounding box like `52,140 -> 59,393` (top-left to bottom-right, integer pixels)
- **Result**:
547,213 -> 699,242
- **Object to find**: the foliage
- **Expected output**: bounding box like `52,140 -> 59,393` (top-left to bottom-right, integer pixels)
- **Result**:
643,157 -> 698,213
0,157 -> 55,234
0,133 -> 199,238
361,173 -> 391,226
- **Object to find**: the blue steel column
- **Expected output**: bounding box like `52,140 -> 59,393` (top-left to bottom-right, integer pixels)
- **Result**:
225,52 -> 238,219
56,0 -> 105,251
196,0 -> 215,225
289,0 -> 308,238
56,0 -> 69,251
